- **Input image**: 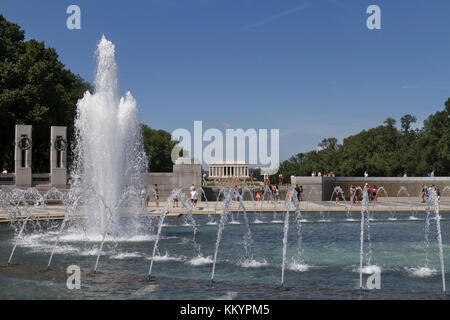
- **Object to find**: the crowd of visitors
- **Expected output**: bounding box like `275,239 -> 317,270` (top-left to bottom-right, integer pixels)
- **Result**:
311,171 -> 335,177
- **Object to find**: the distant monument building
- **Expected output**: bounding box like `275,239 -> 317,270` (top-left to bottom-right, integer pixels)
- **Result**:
208,160 -> 249,178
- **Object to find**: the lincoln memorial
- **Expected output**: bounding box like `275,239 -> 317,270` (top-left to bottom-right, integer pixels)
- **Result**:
208,160 -> 249,178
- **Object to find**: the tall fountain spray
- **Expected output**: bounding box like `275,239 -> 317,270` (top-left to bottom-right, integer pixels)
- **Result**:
72,35 -> 148,238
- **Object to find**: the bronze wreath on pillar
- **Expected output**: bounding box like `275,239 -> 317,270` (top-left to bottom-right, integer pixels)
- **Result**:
55,137 -> 67,151
18,136 -> 32,151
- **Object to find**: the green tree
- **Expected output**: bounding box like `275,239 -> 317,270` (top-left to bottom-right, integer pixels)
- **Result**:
141,124 -> 178,172
400,114 -> 417,133
383,117 -> 396,128
318,137 -> 338,151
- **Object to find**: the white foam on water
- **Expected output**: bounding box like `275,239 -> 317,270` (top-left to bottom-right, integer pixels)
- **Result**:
354,265 -> 381,274
206,221 -> 218,225
238,259 -> 269,268
253,219 -> 263,224
212,291 -> 238,300
388,218 -> 397,221
132,284 -> 159,297
287,261 -> 312,272
405,267 -> 438,278
110,252 -> 143,259
271,220 -> 283,224
26,243 -> 80,255
229,221 -> 241,225
188,255 -> 213,266
151,252 -> 184,262
409,216 -> 420,220
78,247 -> 114,256
58,233 -> 158,243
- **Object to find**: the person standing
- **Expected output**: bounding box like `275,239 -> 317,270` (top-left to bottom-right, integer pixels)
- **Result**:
191,187 -> 198,207
1,168 -> 7,174
275,185 -> 280,203
364,171 -> 369,178
295,184 -> 301,201
420,184 -> 427,203
334,189 -> 340,203
173,195 -> 178,208
154,184 -> 159,207
141,186 -> 148,208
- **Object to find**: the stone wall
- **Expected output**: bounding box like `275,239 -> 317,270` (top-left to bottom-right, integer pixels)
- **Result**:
143,161 -> 202,200
289,177 -> 325,201
291,176 -> 450,200
324,177 -> 450,200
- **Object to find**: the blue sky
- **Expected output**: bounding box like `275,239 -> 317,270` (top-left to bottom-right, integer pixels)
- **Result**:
1,0 -> 450,161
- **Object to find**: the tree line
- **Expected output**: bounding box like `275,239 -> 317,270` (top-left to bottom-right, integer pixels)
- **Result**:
277,102 -> 450,178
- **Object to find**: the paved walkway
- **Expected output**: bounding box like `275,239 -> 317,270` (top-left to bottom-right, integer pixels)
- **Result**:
1,198 -> 449,223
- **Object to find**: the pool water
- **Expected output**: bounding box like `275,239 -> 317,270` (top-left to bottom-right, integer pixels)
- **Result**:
0,211 -> 448,299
